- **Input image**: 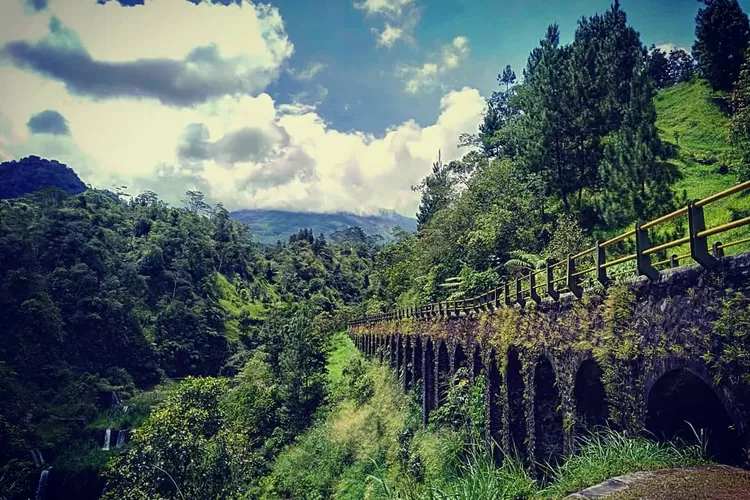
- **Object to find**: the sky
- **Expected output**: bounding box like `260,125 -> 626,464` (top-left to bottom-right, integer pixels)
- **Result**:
1,0 -> 748,216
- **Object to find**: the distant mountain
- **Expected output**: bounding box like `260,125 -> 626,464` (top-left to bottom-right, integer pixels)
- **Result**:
231,209 -> 418,244
0,156 -> 87,199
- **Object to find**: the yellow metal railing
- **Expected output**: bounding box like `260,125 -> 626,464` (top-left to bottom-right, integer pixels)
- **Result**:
349,180 -> 750,327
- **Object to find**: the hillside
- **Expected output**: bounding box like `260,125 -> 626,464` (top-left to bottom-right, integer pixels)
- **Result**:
0,156 -> 87,199
652,80 -> 750,253
231,208 -> 417,245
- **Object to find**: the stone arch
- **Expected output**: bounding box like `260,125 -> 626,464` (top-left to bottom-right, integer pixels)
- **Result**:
574,358 -> 608,431
534,355 -> 564,465
472,343 -> 484,380
488,349 -> 503,460
646,367 -> 742,464
404,337 -> 413,390
437,341 -> 450,408
506,347 -> 527,457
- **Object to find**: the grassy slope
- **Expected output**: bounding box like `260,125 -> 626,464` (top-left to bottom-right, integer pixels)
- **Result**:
215,273 -> 277,340
640,80 -> 750,260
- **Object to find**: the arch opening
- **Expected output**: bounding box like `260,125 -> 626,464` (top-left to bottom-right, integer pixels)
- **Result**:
646,368 -> 742,464
574,359 -> 608,432
437,342 -> 450,408
534,356 -> 564,466
413,338 -> 423,384
507,348 -> 527,457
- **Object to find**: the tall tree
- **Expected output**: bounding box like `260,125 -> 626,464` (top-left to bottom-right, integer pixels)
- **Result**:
648,47 -> 672,88
693,0 -> 750,92
412,151 -> 454,228
668,49 -> 696,83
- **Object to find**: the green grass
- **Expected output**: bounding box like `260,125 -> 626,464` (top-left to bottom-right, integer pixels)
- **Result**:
655,80 -> 730,153
538,429 -> 708,499
215,273 -> 273,340
598,79 -> 750,267
326,331 -> 360,389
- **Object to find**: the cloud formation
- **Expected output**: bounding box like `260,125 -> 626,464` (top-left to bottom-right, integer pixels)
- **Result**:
355,0 -> 420,48
1,1 -> 294,107
289,61 -> 326,81
398,36 -> 470,93
27,109 -> 70,135
0,0 -> 484,216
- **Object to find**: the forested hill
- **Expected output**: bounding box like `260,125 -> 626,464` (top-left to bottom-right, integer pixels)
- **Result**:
0,188 -> 377,499
0,156 -> 87,199
231,209 -> 417,245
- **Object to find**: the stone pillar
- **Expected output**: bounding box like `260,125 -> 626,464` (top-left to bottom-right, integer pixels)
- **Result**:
404,337 -> 413,392
423,337 -> 435,425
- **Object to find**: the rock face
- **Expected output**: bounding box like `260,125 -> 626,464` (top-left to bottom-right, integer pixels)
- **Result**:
352,253 -> 750,466
0,156 -> 86,200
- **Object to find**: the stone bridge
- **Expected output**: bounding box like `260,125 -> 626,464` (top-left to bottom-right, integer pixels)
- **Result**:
349,254 -> 750,466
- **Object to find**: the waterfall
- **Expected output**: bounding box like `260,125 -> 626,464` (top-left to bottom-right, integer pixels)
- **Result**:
35,469 -> 49,500
102,428 -> 111,451
111,391 -> 122,407
116,430 -> 126,448
122,405 -> 129,414
29,448 -> 44,467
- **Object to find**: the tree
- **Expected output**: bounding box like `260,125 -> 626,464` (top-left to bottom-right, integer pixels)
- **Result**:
599,65 -> 679,226
693,0 -> 750,92
412,151 -> 453,228
499,64 -> 517,93
648,47 -> 672,88
731,48 -> 750,179
668,49 -> 696,83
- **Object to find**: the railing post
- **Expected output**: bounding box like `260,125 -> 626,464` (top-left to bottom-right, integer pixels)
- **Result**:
670,254 -> 678,268
504,282 -> 511,306
567,254 -> 582,298
530,271 -> 541,304
635,221 -> 659,280
595,240 -> 607,286
546,259 -> 559,301
688,202 -> 717,270
713,241 -> 724,258
515,276 -> 525,307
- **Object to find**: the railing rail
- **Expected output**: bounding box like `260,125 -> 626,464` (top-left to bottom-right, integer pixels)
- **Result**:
349,180 -> 750,327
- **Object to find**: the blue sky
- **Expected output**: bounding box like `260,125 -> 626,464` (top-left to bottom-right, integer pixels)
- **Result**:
0,0 -> 747,215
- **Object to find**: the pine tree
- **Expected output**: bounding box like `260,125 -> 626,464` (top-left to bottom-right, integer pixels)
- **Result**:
648,47 -> 672,88
599,65 -> 678,226
412,151 -> 453,228
693,0 -> 750,92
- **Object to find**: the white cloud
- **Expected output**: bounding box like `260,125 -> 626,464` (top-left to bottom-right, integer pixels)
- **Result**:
354,0 -> 415,19
0,0 -> 485,217
354,0 -> 420,49
398,36 -> 471,93
652,42 -> 690,54
289,61 -> 326,81
375,24 -> 404,48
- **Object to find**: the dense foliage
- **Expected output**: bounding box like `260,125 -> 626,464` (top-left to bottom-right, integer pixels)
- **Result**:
693,0 -> 750,92
0,156 -> 87,200
0,187 -> 377,499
